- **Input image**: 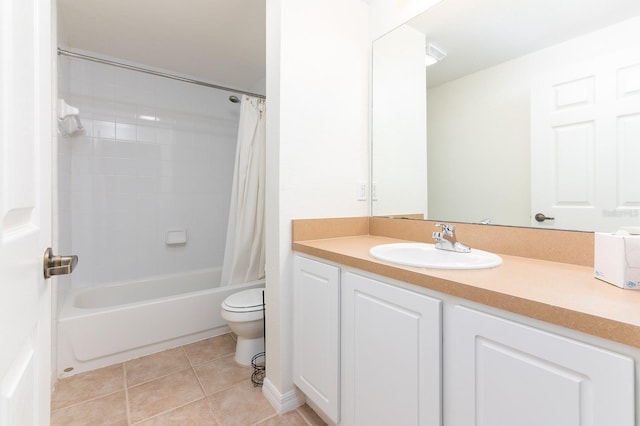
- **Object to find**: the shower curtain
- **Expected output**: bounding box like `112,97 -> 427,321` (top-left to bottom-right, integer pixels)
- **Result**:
221,95 -> 266,286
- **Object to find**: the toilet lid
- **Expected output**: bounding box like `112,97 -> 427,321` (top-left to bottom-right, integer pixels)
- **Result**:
223,288 -> 265,311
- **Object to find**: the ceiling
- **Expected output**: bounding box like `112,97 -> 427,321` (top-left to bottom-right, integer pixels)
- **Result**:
57,0 -> 266,93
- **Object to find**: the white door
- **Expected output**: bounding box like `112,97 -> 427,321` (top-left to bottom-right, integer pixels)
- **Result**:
446,306 -> 634,426
0,0 -> 54,424
531,51 -> 640,232
292,256 -> 340,423
341,273 -> 441,426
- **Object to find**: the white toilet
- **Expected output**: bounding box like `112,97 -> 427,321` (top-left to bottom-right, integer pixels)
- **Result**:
221,287 -> 265,365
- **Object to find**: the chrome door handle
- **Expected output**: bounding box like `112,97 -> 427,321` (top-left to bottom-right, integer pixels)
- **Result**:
43,247 -> 78,279
534,213 -> 555,222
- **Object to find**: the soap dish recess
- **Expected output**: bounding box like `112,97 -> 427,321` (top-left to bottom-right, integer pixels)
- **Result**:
166,229 -> 187,245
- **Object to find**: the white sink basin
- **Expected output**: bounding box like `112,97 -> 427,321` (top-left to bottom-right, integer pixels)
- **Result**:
369,243 -> 502,270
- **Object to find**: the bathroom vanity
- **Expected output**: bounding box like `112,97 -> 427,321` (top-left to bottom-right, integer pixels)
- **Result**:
291,217 -> 640,426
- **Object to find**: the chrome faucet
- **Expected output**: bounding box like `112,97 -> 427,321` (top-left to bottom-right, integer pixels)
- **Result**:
432,223 -> 471,253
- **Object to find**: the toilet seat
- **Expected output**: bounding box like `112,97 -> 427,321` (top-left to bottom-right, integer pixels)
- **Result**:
221,287 -> 265,313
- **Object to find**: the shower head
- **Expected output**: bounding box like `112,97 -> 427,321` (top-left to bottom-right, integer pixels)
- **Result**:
228,95 -> 240,103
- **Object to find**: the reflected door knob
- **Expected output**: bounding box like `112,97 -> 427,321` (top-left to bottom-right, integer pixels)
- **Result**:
43,248 -> 78,279
534,213 -> 555,222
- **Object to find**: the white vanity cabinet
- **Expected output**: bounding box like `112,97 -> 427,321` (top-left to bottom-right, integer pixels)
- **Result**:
293,255 -> 341,423
341,272 -> 442,426
445,305 -> 636,426
293,254 -> 637,426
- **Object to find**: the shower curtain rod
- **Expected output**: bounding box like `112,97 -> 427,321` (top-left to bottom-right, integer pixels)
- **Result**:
57,48 -> 266,100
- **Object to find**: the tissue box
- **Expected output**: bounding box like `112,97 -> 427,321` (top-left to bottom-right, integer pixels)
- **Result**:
594,232 -> 640,289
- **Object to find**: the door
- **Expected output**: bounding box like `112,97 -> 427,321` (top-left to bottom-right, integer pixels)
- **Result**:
531,51 -> 640,232
446,306 -> 634,426
0,0 -> 54,424
341,273 -> 441,426
292,256 -> 340,423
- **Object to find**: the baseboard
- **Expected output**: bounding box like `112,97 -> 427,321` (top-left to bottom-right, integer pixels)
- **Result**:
262,377 -> 306,414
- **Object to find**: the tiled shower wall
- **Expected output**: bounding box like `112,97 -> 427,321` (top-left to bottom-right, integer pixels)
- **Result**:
57,55 -> 239,288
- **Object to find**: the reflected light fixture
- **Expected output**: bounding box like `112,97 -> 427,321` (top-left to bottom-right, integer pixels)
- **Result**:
138,114 -> 159,121
425,43 -> 447,67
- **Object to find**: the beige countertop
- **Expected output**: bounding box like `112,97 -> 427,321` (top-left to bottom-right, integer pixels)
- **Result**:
293,234 -> 640,349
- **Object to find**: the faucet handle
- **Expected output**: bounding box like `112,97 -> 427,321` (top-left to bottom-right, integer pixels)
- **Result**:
435,222 -> 455,235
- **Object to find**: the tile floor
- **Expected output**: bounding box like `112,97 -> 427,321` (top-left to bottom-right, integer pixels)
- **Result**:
51,333 -> 327,425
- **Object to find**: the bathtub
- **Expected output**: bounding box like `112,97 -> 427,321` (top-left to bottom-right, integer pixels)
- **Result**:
57,267 -> 264,377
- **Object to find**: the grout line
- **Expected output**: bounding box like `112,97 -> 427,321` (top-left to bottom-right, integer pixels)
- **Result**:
189,350 -> 238,369
191,366 -> 209,397
122,362 -> 132,426
208,403 -> 224,426
182,343 -> 196,367
299,408 -> 314,426
130,396 -> 208,425
251,414 -> 274,425
188,352 -> 237,368
183,333 -> 237,368
180,332 -> 236,367
251,407 -> 316,426
185,340 -> 213,397
126,364 -> 194,389
195,371 -> 253,398
52,338 -> 260,424
50,389 -> 123,413
296,407 -> 322,426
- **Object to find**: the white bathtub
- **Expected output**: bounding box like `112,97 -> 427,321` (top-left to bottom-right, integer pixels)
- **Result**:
57,267 -> 264,377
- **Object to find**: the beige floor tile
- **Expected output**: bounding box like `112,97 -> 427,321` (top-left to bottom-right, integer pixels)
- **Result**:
125,347 -> 191,386
193,354 -> 252,395
207,381 -> 276,426
128,368 -> 204,423
135,398 -> 218,425
51,363 -> 124,410
296,404 -> 327,426
183,334 -> 236,366
51,391 -> 127,426
255,410 -> 309,426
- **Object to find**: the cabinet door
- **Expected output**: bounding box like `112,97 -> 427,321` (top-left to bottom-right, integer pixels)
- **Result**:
293,256 -> 340,423
342,273 -> 442,426
446,305 -> 635,426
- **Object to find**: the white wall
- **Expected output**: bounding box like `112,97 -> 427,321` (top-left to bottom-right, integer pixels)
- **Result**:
265,0 -> 370,407
58,55 -> 239,288
263,0 -> 450,412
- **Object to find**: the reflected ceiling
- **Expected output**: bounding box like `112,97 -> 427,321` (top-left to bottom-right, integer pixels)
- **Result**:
408,0 -> 640,87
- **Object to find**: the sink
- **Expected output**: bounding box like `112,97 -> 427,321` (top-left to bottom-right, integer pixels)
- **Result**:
369,243 -> 502,269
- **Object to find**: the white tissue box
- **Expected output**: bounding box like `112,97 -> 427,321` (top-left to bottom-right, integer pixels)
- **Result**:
594,232 -> 640,289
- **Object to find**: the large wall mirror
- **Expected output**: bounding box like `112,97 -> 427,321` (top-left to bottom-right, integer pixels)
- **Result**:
372,0 -> 640,232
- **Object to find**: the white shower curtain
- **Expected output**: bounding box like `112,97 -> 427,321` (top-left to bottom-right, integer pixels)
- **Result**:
221,95 -> 266,286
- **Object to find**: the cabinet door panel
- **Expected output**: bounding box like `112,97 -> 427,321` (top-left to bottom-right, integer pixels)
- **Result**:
342,273 -> 441,426
293,256 -> 340,423
446,305 -> 634,426
476,337 -> 583,426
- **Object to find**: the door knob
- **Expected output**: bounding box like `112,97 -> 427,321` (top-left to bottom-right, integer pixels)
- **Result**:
534,213 -> 555,222
43,248 -> 78,279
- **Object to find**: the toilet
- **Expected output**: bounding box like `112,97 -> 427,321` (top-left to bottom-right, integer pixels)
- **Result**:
221,287 -> 265,365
